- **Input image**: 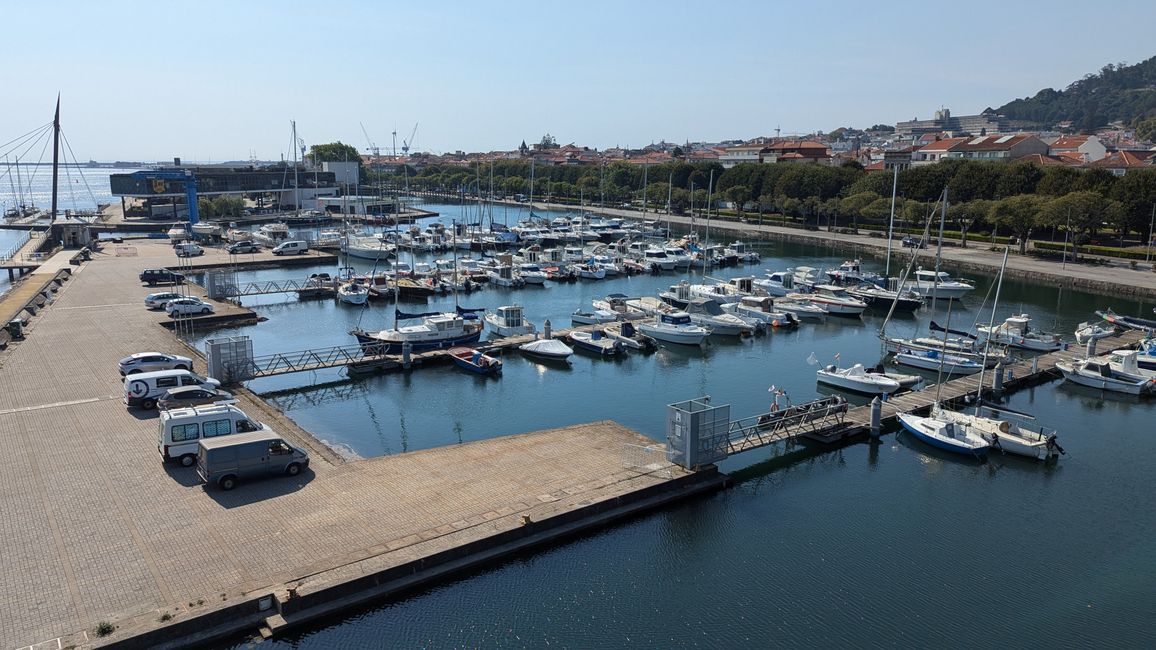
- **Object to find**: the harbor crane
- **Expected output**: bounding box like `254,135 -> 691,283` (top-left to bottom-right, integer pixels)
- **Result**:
402,123 -> 418,155
360,122 -> 380,156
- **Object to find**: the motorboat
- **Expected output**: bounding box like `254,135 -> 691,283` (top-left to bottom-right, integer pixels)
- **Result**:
1095,308 -> 1156,333
1137,338 -> 1156,371
519,337 -> 574,361
593,293 -> 647,319
343,234 -> 396,261
911,269 -> 975,300
571,308 -> 620,326
569,330 -> 623,356
485,305 -> 536,337
846,284 -> 923,312
601,321 -> 657,352
336,281 -> 369,306
637,312 -> 711,346
723,296 -> 799,329
1056,355 -> 1156,395
447,347 -> 502,376
1101,349 -> 1156,379
786,284 -> 867,317
825,259 -> 884,286
517,263 -> 549,285
641,247 -> 677,271
773,298 -> 828,322
662,246 -> 692,269
682,298 -> 758,336
487,263 -> 526,288
351,310 -> 484,353
1074,321 -> 1117,345
898,410 -> 990,459
893,348 -> 983,375
574,263 -> 607,280
978,314 -> 1063,352
815,363 -> 901,395
753,270 -> 793,297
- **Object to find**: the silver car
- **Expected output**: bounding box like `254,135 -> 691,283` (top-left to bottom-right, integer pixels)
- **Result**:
145,292 -> 183,309
119,352 -> 193,376
167,297 -> 215,317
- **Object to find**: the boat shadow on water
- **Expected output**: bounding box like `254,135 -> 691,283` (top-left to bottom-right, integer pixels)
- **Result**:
1056,380 -> 1152,409
894,429 -> 988,465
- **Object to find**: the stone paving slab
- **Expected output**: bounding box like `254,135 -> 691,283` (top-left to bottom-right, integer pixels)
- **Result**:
0,241 -> 684,649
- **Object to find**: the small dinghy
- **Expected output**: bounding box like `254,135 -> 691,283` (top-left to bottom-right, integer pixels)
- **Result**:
519,338 -> 574,361
601,321 -> 658,352
569,330 -> 623,357
447,347 -> 502,376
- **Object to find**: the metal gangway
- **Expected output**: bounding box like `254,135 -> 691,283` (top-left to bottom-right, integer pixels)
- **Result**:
207,276 -> 330,299
726,396 -> 853,454
206,337 -> 398,382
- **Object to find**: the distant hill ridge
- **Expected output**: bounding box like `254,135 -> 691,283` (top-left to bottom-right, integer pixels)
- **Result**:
995,56 -> 1156,131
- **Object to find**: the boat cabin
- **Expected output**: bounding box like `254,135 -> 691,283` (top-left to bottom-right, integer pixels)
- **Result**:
494,305 -> 527,328
915,270 -> 956,283
660,312 -> 693,326
729,277 -> 755,293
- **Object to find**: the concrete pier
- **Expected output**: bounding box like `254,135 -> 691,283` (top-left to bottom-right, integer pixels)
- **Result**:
0,240 -> 724,649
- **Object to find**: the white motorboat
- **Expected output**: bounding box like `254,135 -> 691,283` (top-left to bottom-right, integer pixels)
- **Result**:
485,305 -> 536,337
1074,321 -> 1117,345
343,234 -> 395,261
518,263 -> 549,285
571,308 -> 620,326
574,263 -> 607,280
911,269 -> 975,300
601,321 -> 657,352
1056,355 -> 1156,395
787,284 -> 867,317
816,363 -> 901,395
519,337 -> 574,361
336,281 -> 369,306
641,247 -> 677,271
724,296 -> 799,329
662,246 -> 692,269
894,348 -> 983,375
774,298 -> 828,322
569,330 -> 623,356
978,314 -> 1063,351
1102,349 -> 1156,379
753,270 -> 794,297
487,264 -> 526,288
898,410 -> 990,459
682,298 -> 758,336
637,312 -> 711,346
593,293 -> 647,320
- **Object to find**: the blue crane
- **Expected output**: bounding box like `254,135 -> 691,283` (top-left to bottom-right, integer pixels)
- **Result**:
129,169 -> 200,227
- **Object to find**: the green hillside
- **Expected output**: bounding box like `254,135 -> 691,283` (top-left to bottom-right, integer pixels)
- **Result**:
995,56 -> 1156,132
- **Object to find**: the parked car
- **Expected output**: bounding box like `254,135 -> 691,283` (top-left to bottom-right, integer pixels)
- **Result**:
125,369 -> 221,410
272,240 -> 309,255
175,243 -> 205,257
902,236 -> 926,249
167,297 -> 215,317
157,386 -> 236,410
227,241 -> 260,254
119,352 -> 194,376
139,269 -> 185,286
144,291 -> 183,309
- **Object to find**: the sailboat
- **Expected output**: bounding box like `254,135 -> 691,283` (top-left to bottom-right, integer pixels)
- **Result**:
934,248 -> 1065,459
896,190 -> 990,460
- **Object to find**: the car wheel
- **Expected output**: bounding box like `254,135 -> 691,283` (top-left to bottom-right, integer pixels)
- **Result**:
286,462 -> 302,476
141,398 -> 157,410
219,475 -> 237,490
200,307 -> 210,314
179,454 -> 196,468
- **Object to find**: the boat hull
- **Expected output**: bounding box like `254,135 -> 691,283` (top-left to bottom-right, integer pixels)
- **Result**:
353,329 -> 482,354
898,413 -> 988,458
815,371 -> 899,395
637,323 -> 708,346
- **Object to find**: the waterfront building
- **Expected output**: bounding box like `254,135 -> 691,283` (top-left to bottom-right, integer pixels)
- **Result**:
110,165 -> 340,218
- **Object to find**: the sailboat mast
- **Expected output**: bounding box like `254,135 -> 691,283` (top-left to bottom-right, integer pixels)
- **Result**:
666,170 -> 673,233
974,247 -> 1009,412
641,163 -> 648,214
50,96 -> 60,220
705,169 -> 714,247
291,120 -> 299,214
885,164 -> 898,276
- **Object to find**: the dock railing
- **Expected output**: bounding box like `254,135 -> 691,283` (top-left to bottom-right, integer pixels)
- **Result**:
0,230 -> 32,262
621,443 -> 675,478
726,397 -> 849,454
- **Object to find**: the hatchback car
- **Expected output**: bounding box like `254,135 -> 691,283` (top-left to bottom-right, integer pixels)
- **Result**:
157,386 -> 236,410
902,236 -> 926,249
144,292 -> 184,309
119,352 -> 193,376
227,241 -> 260,254
167,297 -> 215,317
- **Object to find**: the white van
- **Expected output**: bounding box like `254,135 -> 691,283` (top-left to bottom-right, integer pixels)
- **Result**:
124,369 -> 221,410
158,404 -> 268,466
272,240 -> 308,255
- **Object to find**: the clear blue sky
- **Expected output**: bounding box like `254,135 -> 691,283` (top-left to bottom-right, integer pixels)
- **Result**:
2,0 -> 1153,162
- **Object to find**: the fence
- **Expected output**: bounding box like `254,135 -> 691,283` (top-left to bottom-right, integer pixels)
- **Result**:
620,443 -> 675,478
0,230 -> 32,262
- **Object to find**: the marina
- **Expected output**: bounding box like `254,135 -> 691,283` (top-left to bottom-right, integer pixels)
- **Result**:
1,200 -> 1155,648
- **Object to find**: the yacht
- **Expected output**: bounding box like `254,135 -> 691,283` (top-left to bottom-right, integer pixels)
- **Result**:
351,311 -> 484,353
911,269 -> 975,300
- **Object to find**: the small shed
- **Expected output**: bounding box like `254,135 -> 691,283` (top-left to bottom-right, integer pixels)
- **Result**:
51,215 -> 95,249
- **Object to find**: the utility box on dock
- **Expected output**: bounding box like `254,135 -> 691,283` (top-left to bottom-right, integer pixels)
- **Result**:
667,397 -> 730,469
206,335 -> 254,384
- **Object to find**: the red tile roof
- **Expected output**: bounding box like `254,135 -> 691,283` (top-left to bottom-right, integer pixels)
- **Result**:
1090,150 -> 1155,168
1049,135 -> 1090,151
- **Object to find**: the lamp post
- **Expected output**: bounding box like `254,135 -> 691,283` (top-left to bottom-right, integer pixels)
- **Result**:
959,216 -> 972,248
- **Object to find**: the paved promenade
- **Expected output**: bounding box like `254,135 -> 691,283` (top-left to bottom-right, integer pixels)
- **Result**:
0,241 -> 690,649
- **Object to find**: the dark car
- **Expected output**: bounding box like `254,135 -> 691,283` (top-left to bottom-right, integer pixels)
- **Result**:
227,241 -> 260,254
901,236 -> 926,249
157,386 -> 236,410
139,268 -> 186,286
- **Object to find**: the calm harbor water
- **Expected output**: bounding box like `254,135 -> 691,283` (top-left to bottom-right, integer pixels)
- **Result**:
200,203 -> 1156,647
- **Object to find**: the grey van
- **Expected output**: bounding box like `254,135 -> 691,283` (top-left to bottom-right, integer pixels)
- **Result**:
196,430 -> 309,490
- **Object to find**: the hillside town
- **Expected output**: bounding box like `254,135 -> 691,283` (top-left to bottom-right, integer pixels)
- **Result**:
360,106 -> 1155,177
